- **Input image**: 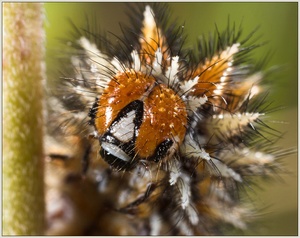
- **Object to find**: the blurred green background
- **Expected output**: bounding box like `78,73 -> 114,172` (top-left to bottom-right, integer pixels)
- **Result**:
44,3 -> 298,236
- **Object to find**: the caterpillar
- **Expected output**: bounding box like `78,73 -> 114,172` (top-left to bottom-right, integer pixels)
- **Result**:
45,3 -> 295,235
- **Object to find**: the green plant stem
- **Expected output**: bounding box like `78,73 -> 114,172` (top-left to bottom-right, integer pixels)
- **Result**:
3,3 -> 45,235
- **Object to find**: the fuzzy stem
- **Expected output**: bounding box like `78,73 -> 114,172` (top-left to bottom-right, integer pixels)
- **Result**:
3,3 -> 45,235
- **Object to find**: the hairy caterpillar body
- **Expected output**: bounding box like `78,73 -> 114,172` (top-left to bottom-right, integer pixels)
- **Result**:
45,3 -> 292,235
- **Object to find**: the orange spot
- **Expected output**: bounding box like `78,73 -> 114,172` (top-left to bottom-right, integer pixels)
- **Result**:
189,56 -> 229,98
95,70 -> 156,134
140,9 -> 169,67
136,84 -> 187,159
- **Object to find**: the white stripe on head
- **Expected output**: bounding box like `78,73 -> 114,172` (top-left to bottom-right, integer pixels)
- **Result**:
110,110 -> 136,142
101,142 -> 131,162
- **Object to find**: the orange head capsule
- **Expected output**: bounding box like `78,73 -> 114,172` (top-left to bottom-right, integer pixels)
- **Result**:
89,70 -> 187,170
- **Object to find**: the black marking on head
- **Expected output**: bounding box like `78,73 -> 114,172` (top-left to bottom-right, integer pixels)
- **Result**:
109,100 -> 144,136
150,139 -> 174,162
99,146 -> 137,171
99,100 -> 144,170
